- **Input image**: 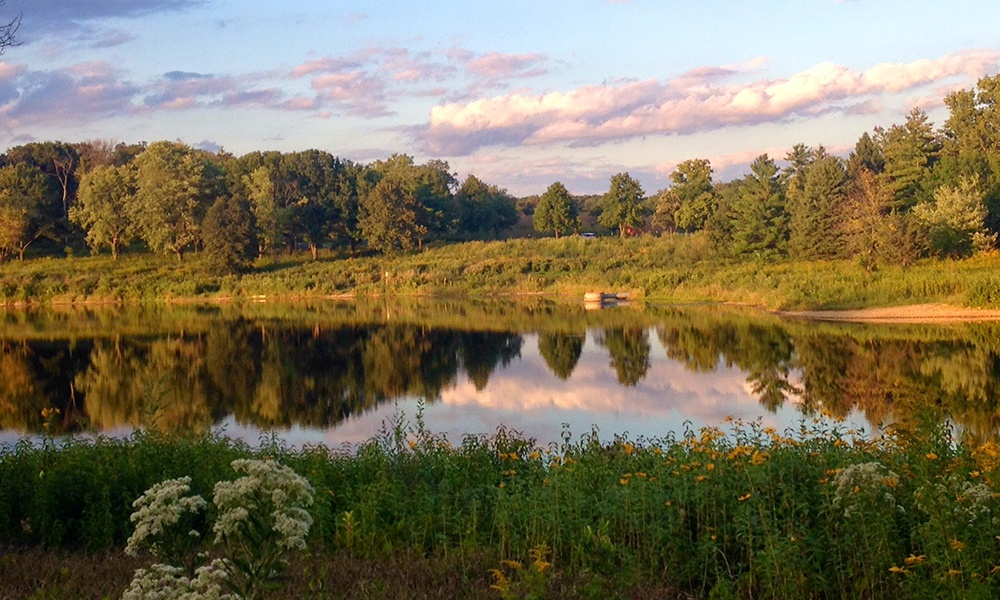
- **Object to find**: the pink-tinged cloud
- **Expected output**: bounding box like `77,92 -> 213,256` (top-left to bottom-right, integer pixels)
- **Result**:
466,52 -> 549,80
1,60 -> 140,126
418,50 -> 1000,155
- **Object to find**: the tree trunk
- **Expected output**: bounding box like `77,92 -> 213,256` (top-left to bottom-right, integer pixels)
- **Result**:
310,243 -> 318,260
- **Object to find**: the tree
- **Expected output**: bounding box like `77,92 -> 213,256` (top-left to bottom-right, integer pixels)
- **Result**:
841,169 -> 919,271
456,174 -> 518,240
358,172 -> 426,254
664,159 -> 716,232
787,151 -> 847,259
846,132 -> 885,179
598,172 -> 646,236
878,108 -> 941,210
912,177 -> 996,258
130,141 -> 208,261
533,181 -> 579,238
70,164 -> 137,259
202,196 -> 259,274
244,166 -> 281,257
730,155 -> 788,257
0,163 -> 52,260
0,0 -> 20,54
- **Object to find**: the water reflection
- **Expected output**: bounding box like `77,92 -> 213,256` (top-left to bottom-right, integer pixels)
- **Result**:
2,300 -> 1000,446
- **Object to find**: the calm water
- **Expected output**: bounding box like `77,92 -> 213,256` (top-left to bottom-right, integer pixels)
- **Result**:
2,299 -> 999,448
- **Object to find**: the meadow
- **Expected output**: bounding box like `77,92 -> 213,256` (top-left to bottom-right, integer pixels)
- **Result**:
3,234 -> 1000,310
3,414 -> 1000,599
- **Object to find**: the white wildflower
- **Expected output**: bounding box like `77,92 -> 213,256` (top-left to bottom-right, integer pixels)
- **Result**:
832,462 -> 900,518
125,477 -> 207,557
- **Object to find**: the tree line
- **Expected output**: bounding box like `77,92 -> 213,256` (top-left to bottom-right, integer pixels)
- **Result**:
2,74 -> 999,272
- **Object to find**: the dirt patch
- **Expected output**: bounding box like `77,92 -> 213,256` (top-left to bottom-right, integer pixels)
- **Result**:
777,303 -> 1000,323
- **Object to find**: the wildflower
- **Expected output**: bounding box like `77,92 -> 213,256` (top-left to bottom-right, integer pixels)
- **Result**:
503,470 -> 517,476
947,569 -> 962,577
738,493 -> 752,502
833,462 -> 901,519
528,451 -> 541,460
749,451 -> 768,466
706,463 -> 715,471
696,474 -> 708,483
950,539 -> 965,553
888,566 -> 906,574
925,452 -> 938,461
125,476 -> 207,558
620,478 -> 629,486
623,442 -> 635,455
904,554 -> 926,566
664,501 -> 671,507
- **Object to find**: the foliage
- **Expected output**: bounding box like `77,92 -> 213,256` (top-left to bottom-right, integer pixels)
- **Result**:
122,458 -> 315,600
533,181 -> 580,238
730,155 -> 788,258
4,420 -> 1000,598
0,163 -> 53,260
598,172 -> 646,237
913,177 -> 997,258
70,163 -> 137,259
456,174 -> 519,241
358,171 -> 427,255
130,141 -> 209,261
202,196 -> 259,275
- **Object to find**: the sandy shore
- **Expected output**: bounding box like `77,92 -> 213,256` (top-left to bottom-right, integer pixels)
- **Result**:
777,303 -> 1000,323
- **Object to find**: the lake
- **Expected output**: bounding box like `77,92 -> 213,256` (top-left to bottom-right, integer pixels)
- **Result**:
2,298 -> 998,448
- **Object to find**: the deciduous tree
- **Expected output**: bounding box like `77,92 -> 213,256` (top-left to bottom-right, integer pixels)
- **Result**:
71,164 -> 137,259
533,181 -> 579,238
130,141 -> 208,261
0,163 -> 52,260
598,172 -> 646,237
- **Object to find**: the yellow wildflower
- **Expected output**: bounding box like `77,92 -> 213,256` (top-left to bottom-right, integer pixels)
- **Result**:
706,463 -> 716,471
623,442 -> 635,455
947,569 -> 962,577
738,493 -> 752,502
904,554 -> 926,566
926,452 -> 938,461
950,539 -> 965,553
888,566 -> 906,574
696,474 -> 708,482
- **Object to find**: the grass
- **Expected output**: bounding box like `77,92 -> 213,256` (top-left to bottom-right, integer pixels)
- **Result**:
3,415 -> 1000,599
4,235 -> 1000,310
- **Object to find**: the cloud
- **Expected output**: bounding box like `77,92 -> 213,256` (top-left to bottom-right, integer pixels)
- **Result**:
417,50 -> 1000,155
1,60 -> 140,126
9,0 -> 205,30
466,52 -> 549,81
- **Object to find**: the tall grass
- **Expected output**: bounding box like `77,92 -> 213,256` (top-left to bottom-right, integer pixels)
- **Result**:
5,236 -> 1000,309
3,416 -> 1000,598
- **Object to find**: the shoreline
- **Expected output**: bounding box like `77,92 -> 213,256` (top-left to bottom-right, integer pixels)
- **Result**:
775,303 -> 1000,323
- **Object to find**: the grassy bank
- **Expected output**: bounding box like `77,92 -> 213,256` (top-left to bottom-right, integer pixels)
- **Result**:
3,418 -> 1000,598
3,235 -> 1000,309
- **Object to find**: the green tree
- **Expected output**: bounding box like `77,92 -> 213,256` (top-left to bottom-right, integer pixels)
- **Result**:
730,155 -> 788,257
358,172 -> 426,254
0,163 -> 52,260
70,164 -> 137,259
878,108 -> 941,210
665,159 -> 715,232
841,169 -> 919,271
846,132 -> 885,179
130,141 -> 208,261
202,196 -> 259,274
533,181 -> 579,238
243,166 -> 281,257
598,172 -> 646,236
788,150 -> 847,259
912,177 -> 996,258
456,174 -> 519,240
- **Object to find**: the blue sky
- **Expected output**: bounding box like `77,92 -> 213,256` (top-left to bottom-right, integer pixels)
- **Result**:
1,0 -> 998,195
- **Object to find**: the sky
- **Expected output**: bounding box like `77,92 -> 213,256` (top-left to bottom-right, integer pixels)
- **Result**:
0,0 -> 998,196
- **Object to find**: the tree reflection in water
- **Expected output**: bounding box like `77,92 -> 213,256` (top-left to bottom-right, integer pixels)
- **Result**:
2,302 -> 1000,441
